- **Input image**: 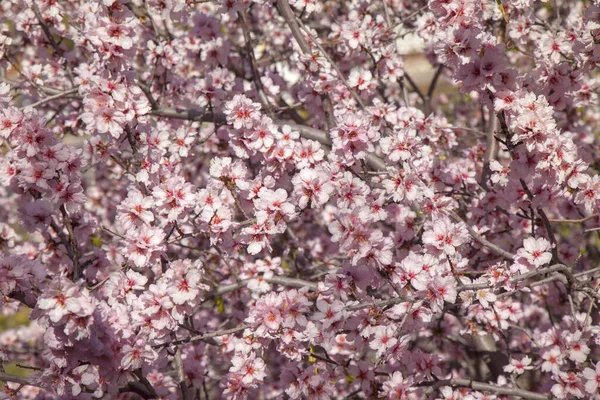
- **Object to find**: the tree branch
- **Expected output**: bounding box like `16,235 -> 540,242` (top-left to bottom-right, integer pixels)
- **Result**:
0,372 -> 38,387
480,107 -> 499,190
239,11 -> 273,114
275,0 -> 311,53
426,378 -> 550,400
294,17 -> 366,110
450,212 -> 515,261
60,205 -> 81,281
154,324 -> 251,348
204,275 -> 319,299
20,88 -> 79,110
119,381 -> 156,399
173,342 -> 189,400
31,3 -> 75,84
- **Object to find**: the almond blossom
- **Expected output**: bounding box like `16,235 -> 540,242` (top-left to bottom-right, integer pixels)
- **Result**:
2,0 -> 600,399
582,363 -> 600,394
503,356 -> 533,375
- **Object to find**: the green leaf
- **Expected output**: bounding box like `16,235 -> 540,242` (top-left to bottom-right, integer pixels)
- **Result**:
91,235 -> 102,248
215,295 -> 225,314
496,0 -> 509,23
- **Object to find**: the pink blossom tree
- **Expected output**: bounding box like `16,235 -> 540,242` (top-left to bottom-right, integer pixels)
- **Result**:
1,0 -> 600,399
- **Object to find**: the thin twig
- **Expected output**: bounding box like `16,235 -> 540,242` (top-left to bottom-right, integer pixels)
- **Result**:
173,341 -> 189,400
294,17 -> 366,109
205,275 -> 319,299
425,378 -> 550,400
153,324 -> 251,348
424,65 -> 444,114
480,107 -> 499,190
239,11 -> 273,114
61,205 -> 81,280
275,0 -> 311,53
20,87 -> 78,110
549,214 -> 598,223
0,372 -> 38,387
31,3 -> 75,84
403,72 -> 425,103
450,212 -> 515,261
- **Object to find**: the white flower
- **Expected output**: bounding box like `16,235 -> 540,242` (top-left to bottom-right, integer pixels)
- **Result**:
520,237 -> 552,266
583,363 -> 600,394
503,356 -> 533,375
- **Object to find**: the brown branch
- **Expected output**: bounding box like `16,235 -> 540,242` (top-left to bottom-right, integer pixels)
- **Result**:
496,111 -> 561,264
149,107 -> 225,124
31,3 -> 75,84
119,381 -> 156,399
392,5 -> 428,29
480,107 -> 499,190
133,369 -> 158,399
434,125 -> 487,137
424,65 -> 444,115
204,275 -> 319,300
157,106 -> 387,171
239,11 -> 273,114
8,291 -> 37,308
274,121 -> 330,144
275,0 -> 311,53
0,372 -> 38,387
20,88 -> 79,110
275,0 -> 361,131
450,212 -> 515,261
402,72 -> 425,103
60,205 -> 80,280
295,17 -> 366,110
427,65 -> 444,99
153,324 -> 251,348
460,263 -> 575,295
173,341 -> 189,400
515,263 -> 575,287
10,82 -> 388,173
518,178 -> 561,264
349,263 -> 583,313
49,216 -> 83,282
548,214 -> 599,223
425,378 -> 550,400
345,297 -> 406,312
137,82 -> 160,110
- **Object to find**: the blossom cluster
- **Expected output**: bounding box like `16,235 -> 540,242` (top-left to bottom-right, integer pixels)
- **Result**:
1,0 -> 600,399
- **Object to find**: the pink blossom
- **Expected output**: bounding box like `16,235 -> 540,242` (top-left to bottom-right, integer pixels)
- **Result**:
292,168 -> 332,209
224,94 -> 261,130
116,189 -> 155,232
247,292 -> 284,337
369,326 -> 398,359
124,225 -> 166,267
541,347 -> 563,375
229,351 -> 267,385
503,356 -> 533,375
120,339 -> 158,370
3,1 -> 600,398
379,371 -> 413,400
0,108 -> 22,139
551,371 -> 585,399
254,187 -> 296,228
518,237 -> 553,267
583,363 -> 600,394
422,218 -> 469,256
